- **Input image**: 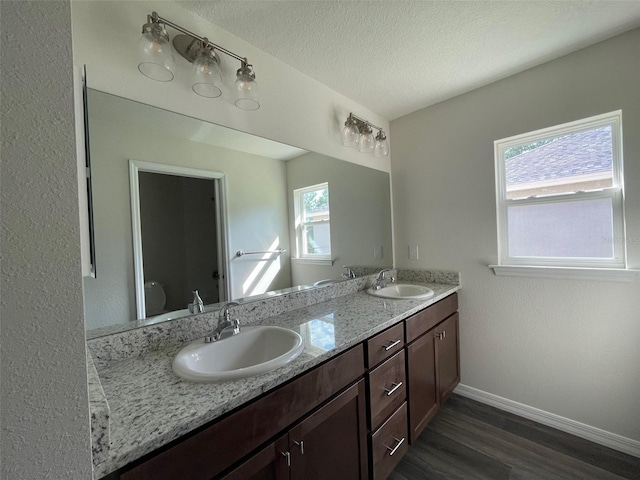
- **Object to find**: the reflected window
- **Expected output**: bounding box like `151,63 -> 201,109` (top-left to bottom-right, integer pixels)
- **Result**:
294,183 -> 331,260
300,314 -> 336,355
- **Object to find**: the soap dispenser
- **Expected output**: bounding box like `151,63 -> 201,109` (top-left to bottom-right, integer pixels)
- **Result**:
188,290 -> 205,314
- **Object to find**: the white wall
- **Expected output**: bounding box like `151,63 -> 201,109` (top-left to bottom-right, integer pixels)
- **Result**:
1,1 -> 93,478
84,92 -> 291,329
391,29 -> 640,442
71,0 -> 391,173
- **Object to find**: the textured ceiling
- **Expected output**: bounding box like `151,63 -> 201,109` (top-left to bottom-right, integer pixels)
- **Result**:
179,0 -> 640,120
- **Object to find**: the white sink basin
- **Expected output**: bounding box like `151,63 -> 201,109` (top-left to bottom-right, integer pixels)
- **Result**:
366,284 -> 434,300
172,326 -> 304,382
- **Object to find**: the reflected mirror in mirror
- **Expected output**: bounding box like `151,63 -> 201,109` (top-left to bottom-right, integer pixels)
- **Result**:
84,89 -> 392,337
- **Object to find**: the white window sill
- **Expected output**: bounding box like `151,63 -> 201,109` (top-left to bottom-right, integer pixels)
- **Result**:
292,258 -> 334,266
489,265 -> 639,283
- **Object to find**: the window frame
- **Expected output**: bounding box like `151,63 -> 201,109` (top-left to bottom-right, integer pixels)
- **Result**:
293,182 -> 332,261
494,110 -> 626,269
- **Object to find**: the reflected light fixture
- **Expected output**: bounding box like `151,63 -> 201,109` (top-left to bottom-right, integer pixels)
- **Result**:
342,113 -> 389,157
138,12 -> 260,110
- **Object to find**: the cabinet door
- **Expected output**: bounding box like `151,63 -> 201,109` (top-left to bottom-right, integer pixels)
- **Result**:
406,331 -> 438,444
289,380 -> 368,480
222,435 -> 289,480
436,313 -> 460,404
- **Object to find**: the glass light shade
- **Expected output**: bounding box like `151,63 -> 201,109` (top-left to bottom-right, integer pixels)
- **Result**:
192,48 -> 223,98
374,131 -> 389,157
137,23 -> 174,82
358,126 -> 375,153
341,119 -> 360,147
234,66 -> 260,111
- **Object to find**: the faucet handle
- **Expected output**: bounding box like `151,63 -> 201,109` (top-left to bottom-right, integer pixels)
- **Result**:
342,266 -> 356,279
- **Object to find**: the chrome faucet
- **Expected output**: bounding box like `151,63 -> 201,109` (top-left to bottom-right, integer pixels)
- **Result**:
188,290 -> 205,314
373,268 -> 395,290
205,301 -> 241,343
341,266 -> 356,279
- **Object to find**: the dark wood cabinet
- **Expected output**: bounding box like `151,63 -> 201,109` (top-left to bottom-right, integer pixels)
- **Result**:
406,329 -> 438,442
223,435 -> 289,480
289,380 -> 368,480
224,381 -> 368,480
435,313 -> 460,405
405,294 -> 460,444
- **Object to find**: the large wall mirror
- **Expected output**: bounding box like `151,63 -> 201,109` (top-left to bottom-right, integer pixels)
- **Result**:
84,89 -> 393,337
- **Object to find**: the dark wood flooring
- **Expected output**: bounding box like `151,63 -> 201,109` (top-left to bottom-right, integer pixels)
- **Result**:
390,394 -> 640,480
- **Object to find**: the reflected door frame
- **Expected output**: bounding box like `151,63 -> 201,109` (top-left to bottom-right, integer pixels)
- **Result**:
128,159 -> 231,319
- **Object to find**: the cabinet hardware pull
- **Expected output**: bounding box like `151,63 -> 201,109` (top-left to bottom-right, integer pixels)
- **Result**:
385,436 -> 405,456
294,440 -> 304,455
281,451 -> 291,467
383,339 -> 401,351
384,381 -> 403,396
443,330 -> 446,339
435,332 -> 443,340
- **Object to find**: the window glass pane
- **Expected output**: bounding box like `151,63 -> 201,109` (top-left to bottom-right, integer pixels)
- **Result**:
507,197 -> 614,258
303,223 -> 331,255
505,126 -> 613,199
302,187 -> 329,219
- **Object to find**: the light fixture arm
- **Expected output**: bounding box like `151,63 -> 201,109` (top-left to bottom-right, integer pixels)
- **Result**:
348,113 -> 386,136
146,11 -> 249,66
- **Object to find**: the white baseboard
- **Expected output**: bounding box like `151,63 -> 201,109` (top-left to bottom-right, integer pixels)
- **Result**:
454,384 -> 640,458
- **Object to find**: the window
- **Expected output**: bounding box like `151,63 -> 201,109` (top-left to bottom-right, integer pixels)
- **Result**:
494,111 -> 626,269
294,183 -> 331,260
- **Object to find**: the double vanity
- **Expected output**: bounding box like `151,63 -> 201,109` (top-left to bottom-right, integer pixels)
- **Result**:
88,269 -> 461,479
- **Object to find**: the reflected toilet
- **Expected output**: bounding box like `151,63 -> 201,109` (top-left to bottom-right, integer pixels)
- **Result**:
144,281 -> 166,316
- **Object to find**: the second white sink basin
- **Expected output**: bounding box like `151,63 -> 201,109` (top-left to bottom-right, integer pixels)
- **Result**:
172,326 -> 304,382
367,284 -> 435,300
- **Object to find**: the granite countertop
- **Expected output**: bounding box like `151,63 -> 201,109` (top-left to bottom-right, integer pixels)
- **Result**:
92,282 -> 460,478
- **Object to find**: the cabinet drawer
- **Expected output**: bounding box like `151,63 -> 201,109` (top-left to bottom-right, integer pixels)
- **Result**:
405,292 -> 458,343
366,323 -> 404,368
371,402 -> 409,480
368,350 -> 406,430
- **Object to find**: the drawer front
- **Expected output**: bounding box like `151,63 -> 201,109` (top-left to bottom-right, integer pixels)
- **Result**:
406,292 -> 458,343
368,350 -> 406,430
366,323 -> 405,368
121,344 -> 365,480
371,402 -> 409,480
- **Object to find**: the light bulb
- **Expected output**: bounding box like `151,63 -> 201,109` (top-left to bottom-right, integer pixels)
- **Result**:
137,21 -> 174,82
192,47 -> 222,98
374,130 -> 389,157
235,63 -> 260,110
358,124 -> 375,153
341,117 -> 360,147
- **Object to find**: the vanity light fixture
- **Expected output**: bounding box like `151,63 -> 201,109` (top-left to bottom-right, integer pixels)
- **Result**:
138,12 -> 260,110
341,113 -> 389,157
